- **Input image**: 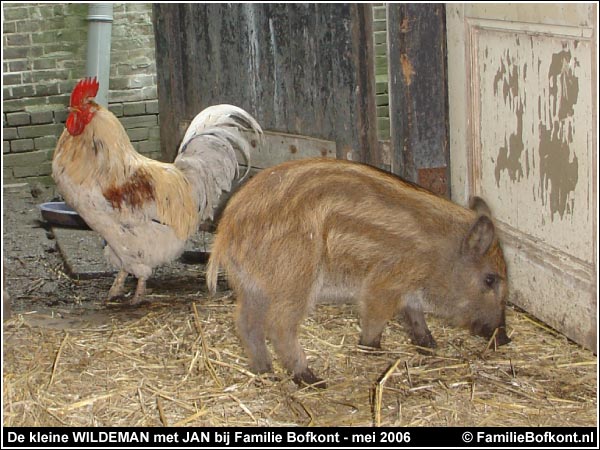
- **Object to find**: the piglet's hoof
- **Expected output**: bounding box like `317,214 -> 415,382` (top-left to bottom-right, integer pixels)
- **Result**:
493,328 -> 511,346
412,332 -> 437,354
293,368 -> 327,389
358,336 -> 382,350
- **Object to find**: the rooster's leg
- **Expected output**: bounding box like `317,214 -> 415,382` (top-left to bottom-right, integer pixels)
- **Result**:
108,269 -> 128,300
128,277 -> 147,305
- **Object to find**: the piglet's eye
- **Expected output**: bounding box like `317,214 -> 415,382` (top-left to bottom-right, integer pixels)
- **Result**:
484,273 -> 498,289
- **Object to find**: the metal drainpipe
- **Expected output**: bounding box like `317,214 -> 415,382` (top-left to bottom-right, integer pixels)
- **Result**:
86,4 -> 113,108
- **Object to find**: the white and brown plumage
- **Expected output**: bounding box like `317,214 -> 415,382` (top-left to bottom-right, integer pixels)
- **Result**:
52,78 -> 262,304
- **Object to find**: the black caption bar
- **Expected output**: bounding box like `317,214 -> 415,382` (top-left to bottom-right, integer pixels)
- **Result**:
3,427 -> 597,448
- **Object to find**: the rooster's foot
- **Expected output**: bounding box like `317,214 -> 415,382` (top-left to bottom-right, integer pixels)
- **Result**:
107,270 -> 128,300
126,277 -> 147,305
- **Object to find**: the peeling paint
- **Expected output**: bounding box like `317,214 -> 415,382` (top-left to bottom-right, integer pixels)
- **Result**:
508,62 -> 519,100
538,122 -> 578,219
548,50 -> 579,120
538,50 -> 579,220
400,16 -> 409,33
493,51 -> 526,186
495,100 -> 525,185
492,44 -> 580,222
493,50 -> 520,105
400,54 -> 414,86
492,60 -> 506,97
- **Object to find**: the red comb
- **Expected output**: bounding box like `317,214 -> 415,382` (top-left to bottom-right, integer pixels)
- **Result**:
70,77 -> 99,108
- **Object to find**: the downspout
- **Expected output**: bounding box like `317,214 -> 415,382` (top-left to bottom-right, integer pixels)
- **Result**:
86,4 -> 113,108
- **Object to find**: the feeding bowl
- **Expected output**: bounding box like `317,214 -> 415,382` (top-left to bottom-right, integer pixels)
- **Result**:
39,202 -> 89,229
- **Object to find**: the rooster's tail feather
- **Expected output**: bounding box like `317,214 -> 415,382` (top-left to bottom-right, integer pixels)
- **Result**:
175,105 -> 262,221
179,104 -> 262,173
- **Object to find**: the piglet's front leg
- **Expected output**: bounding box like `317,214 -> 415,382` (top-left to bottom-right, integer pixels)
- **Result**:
359,293 -> 400,349
401,291 -> 437,351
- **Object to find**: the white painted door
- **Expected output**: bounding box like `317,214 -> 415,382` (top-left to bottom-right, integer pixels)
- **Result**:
446,4 -> 597,351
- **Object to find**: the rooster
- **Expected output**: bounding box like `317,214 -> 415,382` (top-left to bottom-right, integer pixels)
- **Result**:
52,77 -> 262,304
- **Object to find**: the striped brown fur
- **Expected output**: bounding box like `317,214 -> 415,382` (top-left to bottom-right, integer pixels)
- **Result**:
207,158 -> 510,387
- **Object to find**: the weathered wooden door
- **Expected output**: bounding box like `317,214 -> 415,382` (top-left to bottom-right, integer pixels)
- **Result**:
387,4 -> 450,197
153,4 -> 378,169
446,4 -> 597,351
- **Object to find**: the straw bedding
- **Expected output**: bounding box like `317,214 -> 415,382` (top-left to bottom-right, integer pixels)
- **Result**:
3,282 -> 596,427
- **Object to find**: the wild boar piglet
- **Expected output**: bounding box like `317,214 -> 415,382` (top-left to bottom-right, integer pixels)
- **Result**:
207,158 -> 510,387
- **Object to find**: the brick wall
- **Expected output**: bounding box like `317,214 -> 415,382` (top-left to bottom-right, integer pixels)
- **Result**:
372,4 -> 390,141
2,3 -> 160,185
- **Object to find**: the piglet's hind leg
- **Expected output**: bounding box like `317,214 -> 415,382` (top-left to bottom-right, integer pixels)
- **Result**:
235,287 -> 273,375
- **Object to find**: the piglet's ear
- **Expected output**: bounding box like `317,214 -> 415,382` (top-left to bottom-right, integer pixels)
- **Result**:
469,196 -> 492,217
462,215 -> 495,258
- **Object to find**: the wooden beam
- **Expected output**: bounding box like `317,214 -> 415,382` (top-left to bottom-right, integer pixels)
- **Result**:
387,3 -> 450,195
